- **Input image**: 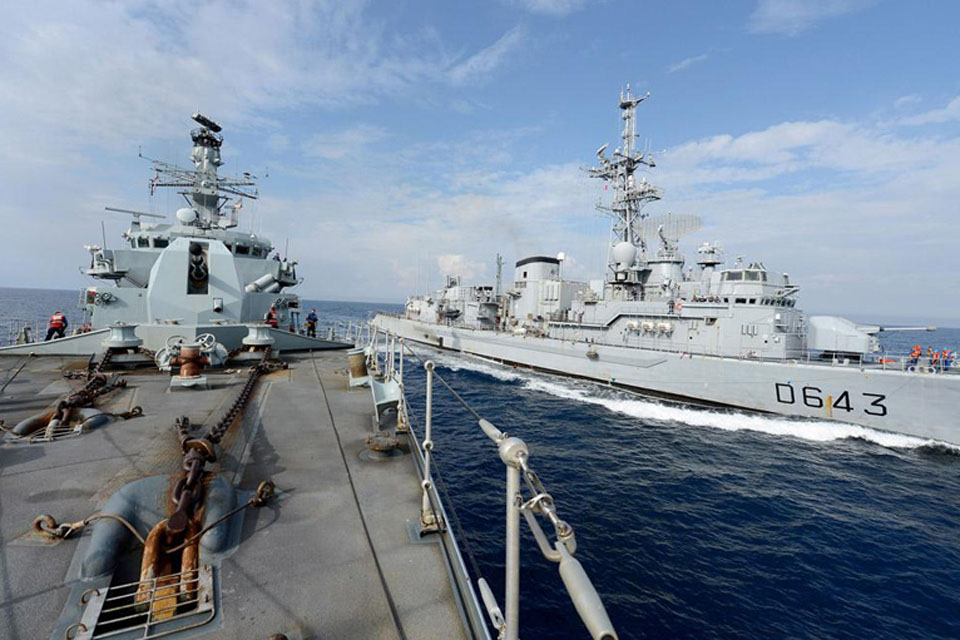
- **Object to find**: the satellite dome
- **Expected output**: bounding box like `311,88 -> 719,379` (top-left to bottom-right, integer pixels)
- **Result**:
612,241 -> 637,268
176,208 -> 198,224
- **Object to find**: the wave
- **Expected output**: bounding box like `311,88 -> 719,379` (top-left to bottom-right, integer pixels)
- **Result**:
428,350 -> 960,454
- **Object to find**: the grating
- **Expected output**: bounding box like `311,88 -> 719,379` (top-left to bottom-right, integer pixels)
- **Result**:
28,423 -> 83,443
68,566 -> 215,640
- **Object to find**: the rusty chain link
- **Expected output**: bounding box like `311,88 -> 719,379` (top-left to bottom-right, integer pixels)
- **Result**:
168,350 -> 283,535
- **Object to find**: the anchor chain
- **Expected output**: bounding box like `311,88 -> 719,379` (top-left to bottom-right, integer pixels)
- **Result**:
168,350 -> 282,536
54,349 -> 121,423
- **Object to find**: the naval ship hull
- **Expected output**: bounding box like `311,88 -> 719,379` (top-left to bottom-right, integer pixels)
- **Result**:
374,315 -> 960,445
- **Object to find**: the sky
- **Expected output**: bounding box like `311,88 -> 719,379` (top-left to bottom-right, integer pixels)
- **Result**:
1,0 -> 959,324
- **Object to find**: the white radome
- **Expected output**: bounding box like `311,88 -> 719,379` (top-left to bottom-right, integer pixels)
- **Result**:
612,241 -> 637,269
176,207 -> 198,224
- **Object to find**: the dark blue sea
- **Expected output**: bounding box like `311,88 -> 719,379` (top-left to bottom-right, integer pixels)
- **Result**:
2,287 -> 959,639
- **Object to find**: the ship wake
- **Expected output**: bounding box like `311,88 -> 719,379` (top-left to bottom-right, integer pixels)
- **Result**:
426,351 -> 960,455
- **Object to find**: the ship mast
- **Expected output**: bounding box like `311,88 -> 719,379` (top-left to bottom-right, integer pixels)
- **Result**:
147,113 -> 258,229
587,85 -> 662,294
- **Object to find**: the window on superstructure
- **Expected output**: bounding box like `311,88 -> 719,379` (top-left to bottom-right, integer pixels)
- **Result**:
224,243 -> 232,252
745,271 -> 760,282
153,238 -> 169,248
137,237 -> 149,248
252,246 -> 263,257
236,244 -> 250,255
749,298 -> 756,304
735,298 -> 746,304
726,271 -> 743,281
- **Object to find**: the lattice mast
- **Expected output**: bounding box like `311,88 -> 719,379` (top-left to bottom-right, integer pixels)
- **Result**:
587,86 -> 662,287
147,113 -> 258,228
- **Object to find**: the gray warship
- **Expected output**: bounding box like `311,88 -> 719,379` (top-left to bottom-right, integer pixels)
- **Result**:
373,87 -> 960,445
0,116 -> 617,640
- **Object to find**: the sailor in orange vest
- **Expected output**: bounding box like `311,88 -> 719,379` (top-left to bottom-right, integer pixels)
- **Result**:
931,349 -> 941,370
941,349 -> 953,370
45,311 -> 68,341
908,345 -> 921,367
264,306 -> 279,329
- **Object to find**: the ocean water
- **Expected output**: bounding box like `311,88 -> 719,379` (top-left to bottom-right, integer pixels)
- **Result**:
2,287 -> 958,639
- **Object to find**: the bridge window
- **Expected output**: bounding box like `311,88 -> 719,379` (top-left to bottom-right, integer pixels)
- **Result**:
235,244 -> 250,255
725,271 -> 743,281
252,246 -> 263,257
153,238 -> 169,248
735,298 -> 746,304
137,236 -> 149,248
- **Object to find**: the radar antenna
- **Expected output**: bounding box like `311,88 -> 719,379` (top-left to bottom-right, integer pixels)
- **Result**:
644,213 -> 701,257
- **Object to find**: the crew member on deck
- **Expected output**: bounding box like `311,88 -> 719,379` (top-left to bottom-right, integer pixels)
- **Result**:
264,306 -> 279,328
45,311 -> 68,341
305,308 -> 319,338
908,345 -> 921,366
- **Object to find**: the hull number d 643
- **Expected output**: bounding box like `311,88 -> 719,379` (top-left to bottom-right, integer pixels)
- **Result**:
774,383 -> 887,416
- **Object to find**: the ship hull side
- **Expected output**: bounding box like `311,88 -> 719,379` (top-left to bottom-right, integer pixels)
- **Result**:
374,315 -> 960,445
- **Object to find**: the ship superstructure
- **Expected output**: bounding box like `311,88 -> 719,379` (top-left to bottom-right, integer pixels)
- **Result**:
82,113 -> 299,332
376,87 -> 959,444
1,114 -> 338,355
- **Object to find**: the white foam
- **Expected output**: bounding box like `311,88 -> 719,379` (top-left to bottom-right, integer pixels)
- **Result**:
432,352 -> 960,453
427,351 -> 529,383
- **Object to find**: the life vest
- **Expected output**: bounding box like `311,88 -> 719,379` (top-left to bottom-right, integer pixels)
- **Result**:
266,313 -> 278,328
932,351 -> 941,363
49,314 -> 65,329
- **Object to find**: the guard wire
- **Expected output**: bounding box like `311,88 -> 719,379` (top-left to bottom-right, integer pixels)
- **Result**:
399,341 -> 483,422
403,395 -> 485,587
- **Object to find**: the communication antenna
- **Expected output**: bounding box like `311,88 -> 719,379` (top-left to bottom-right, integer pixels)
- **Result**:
495,253 -> 503,298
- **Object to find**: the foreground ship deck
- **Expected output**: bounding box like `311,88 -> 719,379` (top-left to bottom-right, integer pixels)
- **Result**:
0,351 -> 469,639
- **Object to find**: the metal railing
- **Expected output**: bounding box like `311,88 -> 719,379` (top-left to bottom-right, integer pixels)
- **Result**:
368,327 -> 618,640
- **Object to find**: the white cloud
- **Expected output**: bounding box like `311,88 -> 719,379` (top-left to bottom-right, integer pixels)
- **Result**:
658,118 -> 960,188
748,0 -> 874,36
302,125 -> 389,159
666,53 -> 709,74
0,0 -> 526,167
447,26 -> 526,86
898,96 -> 960,126
893,94 -> 922,109
437,255 -> 487,280
508,0 -> 592,17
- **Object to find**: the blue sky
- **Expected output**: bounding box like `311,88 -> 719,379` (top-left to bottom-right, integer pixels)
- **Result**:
1,0 -> 958,322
